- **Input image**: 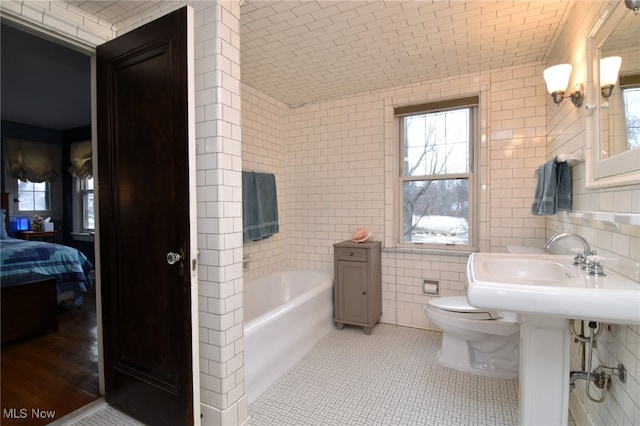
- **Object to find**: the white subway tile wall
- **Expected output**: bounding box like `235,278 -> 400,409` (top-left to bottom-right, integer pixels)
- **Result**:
281,65 -> 547,330
191,2 -> 248,425
242,4 -> 639,422
545,3 -> 640,426
4,1 -> 638,425
241,84 -> 287,282
1,0 -> 115,43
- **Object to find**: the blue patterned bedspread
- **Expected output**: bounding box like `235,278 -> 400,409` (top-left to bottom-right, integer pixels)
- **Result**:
1,237 -> 94,303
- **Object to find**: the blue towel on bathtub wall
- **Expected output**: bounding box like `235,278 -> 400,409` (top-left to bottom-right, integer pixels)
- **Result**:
242,171 -> 279,243
531,157 -> 572,215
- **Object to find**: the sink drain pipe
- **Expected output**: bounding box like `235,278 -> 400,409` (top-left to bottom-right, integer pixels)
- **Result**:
569,320 -> 626,403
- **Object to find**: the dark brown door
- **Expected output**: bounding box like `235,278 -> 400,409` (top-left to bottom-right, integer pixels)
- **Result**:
97,7 -> 193,425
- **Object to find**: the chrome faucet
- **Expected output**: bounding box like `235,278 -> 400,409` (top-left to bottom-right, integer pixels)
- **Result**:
544,232 -> 591,256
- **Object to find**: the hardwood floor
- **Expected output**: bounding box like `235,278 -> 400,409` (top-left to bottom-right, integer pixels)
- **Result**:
1,286 -> 100,425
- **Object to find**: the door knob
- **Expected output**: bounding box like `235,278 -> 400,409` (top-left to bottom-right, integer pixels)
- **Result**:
167,251 -> 183,265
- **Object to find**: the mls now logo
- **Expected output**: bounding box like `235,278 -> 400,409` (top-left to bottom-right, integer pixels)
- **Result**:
3,408 -> 56,419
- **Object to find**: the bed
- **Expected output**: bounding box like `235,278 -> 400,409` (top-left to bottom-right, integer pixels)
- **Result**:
1,192 -> 94,306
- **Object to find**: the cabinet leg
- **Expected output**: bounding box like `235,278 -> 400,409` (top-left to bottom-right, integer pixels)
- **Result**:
336,322 -> 344,330
363,327 -> 372,335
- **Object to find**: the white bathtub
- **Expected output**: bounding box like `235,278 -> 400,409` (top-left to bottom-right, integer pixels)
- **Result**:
244,269 -> 334,404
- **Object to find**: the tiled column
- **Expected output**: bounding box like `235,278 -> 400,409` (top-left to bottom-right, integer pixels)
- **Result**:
193,1 -> 247,425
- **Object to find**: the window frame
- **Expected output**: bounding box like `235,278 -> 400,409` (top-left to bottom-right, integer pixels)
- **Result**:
619,75 -> 640,151
16,179 -> 51,214
73,176 -> 95,233
395,97 -> 479,252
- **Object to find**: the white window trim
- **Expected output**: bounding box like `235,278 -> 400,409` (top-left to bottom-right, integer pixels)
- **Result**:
384,96 -> 482,254
72,176 -> 95,235
13,178 -> 62,218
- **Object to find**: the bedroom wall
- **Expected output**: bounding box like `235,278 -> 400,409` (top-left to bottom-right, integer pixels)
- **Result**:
0,120 -> 64,242
62,125 -> 93,264
544,2 -> 640,425
0,120 -> 93,257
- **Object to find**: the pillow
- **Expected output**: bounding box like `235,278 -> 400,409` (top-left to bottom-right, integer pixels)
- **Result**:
1,209 -> 8,239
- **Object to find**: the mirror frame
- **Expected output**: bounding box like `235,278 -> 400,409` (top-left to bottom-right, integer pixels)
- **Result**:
585,0 -> 640,189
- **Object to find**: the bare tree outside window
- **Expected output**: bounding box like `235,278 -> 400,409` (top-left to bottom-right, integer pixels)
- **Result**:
399,104 -> 475,247
622,86 -> 640,150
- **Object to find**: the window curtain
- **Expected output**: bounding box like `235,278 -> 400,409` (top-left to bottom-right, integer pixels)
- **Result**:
68,140 -> 93,178
5,138 -> 61,182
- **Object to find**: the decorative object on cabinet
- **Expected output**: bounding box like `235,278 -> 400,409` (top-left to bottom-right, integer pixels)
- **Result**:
351,227 -> 372,243
333,240 -> 382,335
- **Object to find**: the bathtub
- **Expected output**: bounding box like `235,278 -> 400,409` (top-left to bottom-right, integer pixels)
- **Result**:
244,269 -> 334,404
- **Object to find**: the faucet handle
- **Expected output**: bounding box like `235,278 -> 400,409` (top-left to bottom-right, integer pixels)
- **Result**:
571,247 -> 585,267
570,248 -> 585,266
586,255 -> 606,276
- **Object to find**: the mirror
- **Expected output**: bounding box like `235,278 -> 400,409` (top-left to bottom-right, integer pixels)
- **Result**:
586,1 -> 640,188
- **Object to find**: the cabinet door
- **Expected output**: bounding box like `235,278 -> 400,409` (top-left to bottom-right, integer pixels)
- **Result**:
336,261 -> 368,323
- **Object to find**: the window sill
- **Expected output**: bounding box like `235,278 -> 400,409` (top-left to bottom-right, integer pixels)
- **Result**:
382,246 -> 475,257
71,232 -> 94,242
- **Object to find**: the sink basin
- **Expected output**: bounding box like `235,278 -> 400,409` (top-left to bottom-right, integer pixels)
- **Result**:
479,257 -> 577,283
468,252 -> 640,425
467,253 -> 640,325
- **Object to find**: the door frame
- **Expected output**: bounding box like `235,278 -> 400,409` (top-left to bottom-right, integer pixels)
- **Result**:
0,8 -> 201,423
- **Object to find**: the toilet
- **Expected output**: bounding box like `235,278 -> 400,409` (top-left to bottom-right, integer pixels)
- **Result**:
425,296 -> 520,378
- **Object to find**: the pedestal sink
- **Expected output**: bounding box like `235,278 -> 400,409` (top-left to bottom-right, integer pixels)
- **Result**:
467,253 -> 640,426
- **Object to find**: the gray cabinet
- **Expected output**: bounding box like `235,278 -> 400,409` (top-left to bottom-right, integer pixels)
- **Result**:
333,240 -> 382,335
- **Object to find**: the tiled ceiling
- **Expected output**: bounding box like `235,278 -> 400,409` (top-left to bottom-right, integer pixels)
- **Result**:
74,1 -> 574,106
240,1 -> 571,106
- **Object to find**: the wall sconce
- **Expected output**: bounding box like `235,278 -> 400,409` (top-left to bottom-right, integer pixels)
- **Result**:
600,56 -> 622,98
625,0 -> 639,14
543,64 -> 584,107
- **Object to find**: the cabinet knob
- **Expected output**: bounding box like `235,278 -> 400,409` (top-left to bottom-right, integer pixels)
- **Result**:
363,291 -> 367,295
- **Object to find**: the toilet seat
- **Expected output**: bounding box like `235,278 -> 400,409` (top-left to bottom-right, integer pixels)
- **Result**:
428,296 -> 499,320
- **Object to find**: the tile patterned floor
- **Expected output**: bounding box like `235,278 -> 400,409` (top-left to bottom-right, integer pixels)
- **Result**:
70,405 -> 146,426
247,324 -> 519,425
70,324 -> 576,425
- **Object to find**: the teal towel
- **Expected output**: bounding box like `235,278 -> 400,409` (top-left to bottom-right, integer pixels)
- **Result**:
556,161 -> 572,211
531,157 -> 572,215
242,171 -> 279,242
531,157 -> 558,215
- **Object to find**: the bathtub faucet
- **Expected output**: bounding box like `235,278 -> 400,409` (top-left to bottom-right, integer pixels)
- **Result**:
544,232 -> 591,257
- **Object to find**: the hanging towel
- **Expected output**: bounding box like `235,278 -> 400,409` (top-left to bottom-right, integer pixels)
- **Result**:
254,172 -> 279,238
556,161 -> 572,212
531,157 -> 573,215
531,157 -> 558,215
242,171 -> 279,243
242,172 -> 261,242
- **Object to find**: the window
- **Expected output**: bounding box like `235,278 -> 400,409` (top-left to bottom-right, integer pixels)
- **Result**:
621,85 -> 639,150
17,180 -> 50,212
396,97 -> 478,250
79,177 -> 95,231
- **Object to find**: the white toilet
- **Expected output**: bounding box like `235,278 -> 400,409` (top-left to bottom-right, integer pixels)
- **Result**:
425,296 -> 520,378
